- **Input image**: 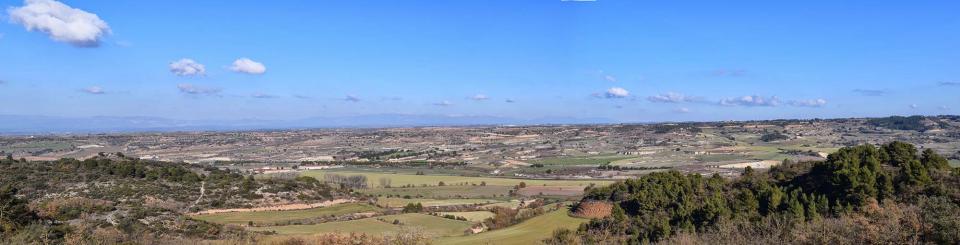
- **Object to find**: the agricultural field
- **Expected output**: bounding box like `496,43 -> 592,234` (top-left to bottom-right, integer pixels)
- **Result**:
361,185 -> 512,199
375,198 -> 502,208
435,209 -> 588,245
191,203 -> 380,225
302,170 -> 614,188
437,211 -> 495,222
249,213 -> 474,238
530,154 -> 634,166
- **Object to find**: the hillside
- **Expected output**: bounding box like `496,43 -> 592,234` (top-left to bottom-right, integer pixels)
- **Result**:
550,141 -> 960,244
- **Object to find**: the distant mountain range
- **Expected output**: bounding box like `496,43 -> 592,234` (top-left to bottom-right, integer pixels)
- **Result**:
0,114 -> 614,134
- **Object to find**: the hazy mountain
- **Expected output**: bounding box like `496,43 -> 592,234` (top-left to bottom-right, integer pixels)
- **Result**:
0,114 -> 614,134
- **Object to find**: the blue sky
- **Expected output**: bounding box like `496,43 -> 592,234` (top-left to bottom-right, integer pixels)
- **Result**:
0,0 -> 958,123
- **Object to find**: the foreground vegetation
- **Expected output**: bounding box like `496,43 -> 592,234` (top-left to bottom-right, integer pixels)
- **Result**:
550,141 -> 960,244
0,155 -> 352,244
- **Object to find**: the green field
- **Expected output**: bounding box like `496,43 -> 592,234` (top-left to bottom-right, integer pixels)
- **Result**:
480,199 -> 524,209
302,170 -> 613,188
376,198 -> 501,208
249,213 -> 473,238
248,217 -> 397,235
362,185 -> 512,199
192,203 -> 381,225
436,209 -> 588,245
437,211 -> 495,222
529,154 -> 634,165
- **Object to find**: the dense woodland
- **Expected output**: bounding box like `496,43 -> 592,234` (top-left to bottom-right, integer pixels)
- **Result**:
549,141 -> 960,244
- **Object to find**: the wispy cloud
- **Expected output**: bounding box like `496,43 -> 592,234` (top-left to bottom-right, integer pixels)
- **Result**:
505,99 -> 516,103
293,94 -> 312,99
433,100 -> 454,107
719,95 -> 780,107
170,59 -> 206,77
229,58 -> 266,75
939,105 -> 950,111
177,83 -> 220,96
380,96 -> 403,101
647,92 -> 702,103
787,98 -> 827,107
674,107 -> 691,113
81,86 -> 105,95
597,70 -> 618,82
8,0 -> 111,47
251,92 -> 276,99
910,104 -> 919,109
852,89 -> 886,96
939,81 -> 960,86
344,95 -> 361,102
603,75 -> 617,82
470,94 -> 489,101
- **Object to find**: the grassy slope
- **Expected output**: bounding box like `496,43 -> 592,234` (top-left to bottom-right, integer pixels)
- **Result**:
436,209 -> 588,245
389,213 -> 474,237
248,218 -> 398,235
248,213 -> 472,238
192,203 -> 380,225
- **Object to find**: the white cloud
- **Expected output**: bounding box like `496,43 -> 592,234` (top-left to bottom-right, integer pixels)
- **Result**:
647,92 -> 701,103
81,86 -> 104,94
177,83 -> 220,95
8,0 -> 111,47
719,95 -> 780,107
229,58 -> 266,75
344,95 -> 361,102
788,98 -> 827,107
470,94 -> 489,101
675,107 -> 691,113
910,104 -> 919,109
434,100 -> 453,107
604,87 -> 629,98
169,59 -> 206,77
939,82 -> 960,86
505,99 -> 516,103
939,105 -> 950,111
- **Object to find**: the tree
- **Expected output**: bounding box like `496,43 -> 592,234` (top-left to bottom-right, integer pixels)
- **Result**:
0,185 -> 36,237
921,148 -> 950,170
402,203 -> 423,213
518,182 -> 527,188
743,166 -> 755,177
